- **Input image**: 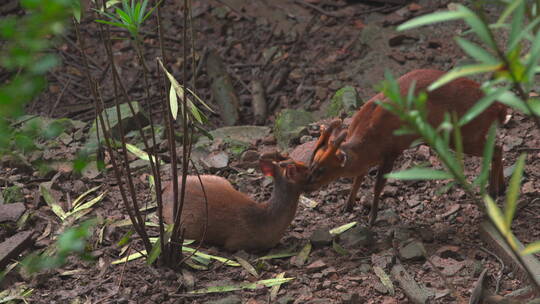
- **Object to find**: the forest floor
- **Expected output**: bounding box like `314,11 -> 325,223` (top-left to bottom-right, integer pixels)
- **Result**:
1,0 -> 539,303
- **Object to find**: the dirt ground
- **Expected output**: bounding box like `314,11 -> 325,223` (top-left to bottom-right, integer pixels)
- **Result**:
1,0 -> 539,303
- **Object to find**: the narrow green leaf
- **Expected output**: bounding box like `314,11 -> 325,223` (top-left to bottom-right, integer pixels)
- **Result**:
40,182 -> 67,220
235,256 -> 259,278
270,272 -> 286,301
329,222 -> 357,235
455,37 -> 498,64
521,241 -> 540,255
525,29 -> 540,82
428,64 -> 502,91
373,266 -> 395,296
126,143 -> 160,164
256,252 -> 297,261
458,87 -> 508,126
497,0 -> 524,25
397,10 -> 465,31
504,154 -> 526,228
295,242 -> 312,265
332,239 -> 350,256
188,277 -> 294,294
474,123 -> 497,193
182,247 -> 240,266
459,5 -> 496,49
146,237 -> 161,265
94,19 -> 130,30
498,91 -> 530,114
507,0 -> 525,51
169,85 -> 178,119
484,195 -> 508,233
69,190 -> 107,218
116,8 -> 131,25
72,185 -> 101,209
507,16 -> 540,51
385,168 -> 452,180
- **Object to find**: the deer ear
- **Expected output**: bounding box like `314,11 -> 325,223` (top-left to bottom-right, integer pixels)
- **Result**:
336,150 -> 347,167
259,159 -> 277,177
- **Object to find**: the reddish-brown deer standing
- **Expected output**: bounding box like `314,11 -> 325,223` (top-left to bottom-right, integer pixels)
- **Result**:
162,154 -> 309,251
307,69 -> 507,226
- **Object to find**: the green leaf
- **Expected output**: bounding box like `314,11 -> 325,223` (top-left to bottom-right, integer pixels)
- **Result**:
188,277 -> 294,294
295,242 -> 312,265
72,185 -> 101,209
459,5 -> 496,49
525,28 -> 540,82
68,190 -> 107,219
256,251 -> 297,261
498,91 -> 530,114
329,222 -> 357,235
385,168 -> 452,180
458,86 -> 508,126
455,37 -> 498,64
235,256 -> 258,278
270,272 -> 286,301
428,64 -> 502,91
497,0 -> 524,25
373,266 -> 395,296
40,182 -> 67,220
182,247 -> 240,266
484,195 -> 507,234
332,239 -> 349,256
507,16 -> 540,51
529,98 -> 540,116
521,241 -> 540,255
125,143 -> 160,164
169,85 -> 178,119
146,237 -> 161,265
474,123 -> 497,193
397,10 -> 465,31
507,0 -> 525,51
504,154 -> 526,229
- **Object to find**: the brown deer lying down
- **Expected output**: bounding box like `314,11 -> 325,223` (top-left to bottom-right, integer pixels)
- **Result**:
162,153 -> 309,251
306,69 -> 507,226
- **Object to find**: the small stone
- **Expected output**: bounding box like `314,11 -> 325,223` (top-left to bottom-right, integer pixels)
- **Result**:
310,228 -> 333,248
358,263 -> 371,273
376,209 -> 400,225
399,240 -> 426,261
306,259 -> 327,273
339,226 -> 375,249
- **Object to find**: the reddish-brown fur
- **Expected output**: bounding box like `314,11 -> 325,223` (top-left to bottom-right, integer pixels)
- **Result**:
308,69 -> 507,226
162,157 -> 309,251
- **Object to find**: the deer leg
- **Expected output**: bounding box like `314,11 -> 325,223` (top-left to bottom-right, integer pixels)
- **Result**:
344,175 -> 365,213
489,145 -> 505,197
369,157 -> 396,227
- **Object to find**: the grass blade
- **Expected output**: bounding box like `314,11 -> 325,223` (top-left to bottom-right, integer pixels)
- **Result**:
504,154 -> 526,228
522,241 -> 540,255
385,168 -> 452,180
428,64 -> 502,91
458,86 -> 507,126
455,37 -> 498,64
397,10 -> 465,31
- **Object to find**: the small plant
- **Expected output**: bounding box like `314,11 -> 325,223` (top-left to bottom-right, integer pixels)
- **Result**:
378,0 -> 540,292
95,0 -> 157,40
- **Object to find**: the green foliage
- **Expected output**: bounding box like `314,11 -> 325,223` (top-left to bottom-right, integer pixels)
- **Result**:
0,0 -> 76,156
95,0 -> 158,40
390,0 -> 540,263
22,219 -> 96,274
